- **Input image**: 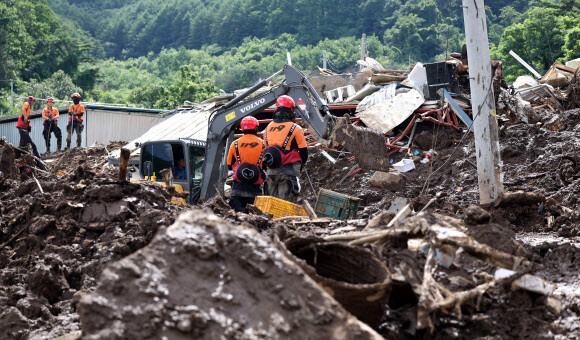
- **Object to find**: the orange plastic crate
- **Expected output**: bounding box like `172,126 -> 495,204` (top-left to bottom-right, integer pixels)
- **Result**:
254,196 -> 307,219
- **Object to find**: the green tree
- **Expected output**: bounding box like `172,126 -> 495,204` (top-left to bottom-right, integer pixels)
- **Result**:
497,6 -> 579,81
129,66 -> 218,109
24,70 -> 82,109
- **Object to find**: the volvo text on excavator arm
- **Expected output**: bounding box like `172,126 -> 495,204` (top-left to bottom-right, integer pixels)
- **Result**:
199,65 -> 336,201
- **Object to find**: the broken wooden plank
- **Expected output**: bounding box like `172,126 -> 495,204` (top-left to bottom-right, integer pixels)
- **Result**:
302,200 -> 318,219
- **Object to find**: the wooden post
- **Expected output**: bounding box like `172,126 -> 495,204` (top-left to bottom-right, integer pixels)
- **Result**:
118,148 -> 130,181
462,0 -> 503,204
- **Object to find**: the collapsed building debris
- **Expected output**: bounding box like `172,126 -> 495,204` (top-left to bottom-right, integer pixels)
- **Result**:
1,50 -> 580,339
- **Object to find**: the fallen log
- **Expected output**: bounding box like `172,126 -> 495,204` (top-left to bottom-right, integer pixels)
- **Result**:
496,190 -> 545,207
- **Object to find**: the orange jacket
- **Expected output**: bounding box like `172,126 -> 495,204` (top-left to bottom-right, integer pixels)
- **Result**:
42,107 -> 59,122
68,103 -> 85,122
227,134 -> 265,166
16,102 -> 32,128
264,121 -> 307,151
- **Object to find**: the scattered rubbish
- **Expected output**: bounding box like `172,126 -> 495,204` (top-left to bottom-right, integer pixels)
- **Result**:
566,58 -> 580,70
424,61 -> 459,99
357,56 -> 387,73
345,83 -> 381,102
392,159 -> 415,173
495,269 -> 555,295
314,189 -> 360,220
280,235 -> 390,328
542,62 -> 577,88
435,245 -> 456,268
357,89 -> 425,134
254,196 -> 307,219
328,124 -> 391,171
438,88 -> 474,132
513,75 -> 540,89
509,50 -> 542,79
324,85 -> 356,103
356,83 -> 398,112
319,149 -> 337,164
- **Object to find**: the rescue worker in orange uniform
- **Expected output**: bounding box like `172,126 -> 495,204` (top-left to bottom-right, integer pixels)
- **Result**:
262,95 -> 308,202
226,116 -> 265,213
42,97 -> 62,153
15,96 -> 41,158
66,92 -> 85,148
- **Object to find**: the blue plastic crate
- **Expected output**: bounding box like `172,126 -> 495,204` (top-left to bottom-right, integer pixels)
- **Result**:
314,189 -> 361,220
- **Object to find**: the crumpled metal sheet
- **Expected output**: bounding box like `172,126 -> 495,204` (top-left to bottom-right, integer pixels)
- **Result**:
357,89 -> 425,134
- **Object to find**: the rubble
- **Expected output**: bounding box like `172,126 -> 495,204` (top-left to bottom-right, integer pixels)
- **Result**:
369,171 -> 406,191
1,51 -> 580,339
79,211 -> 382,339
0,143 -> 185,339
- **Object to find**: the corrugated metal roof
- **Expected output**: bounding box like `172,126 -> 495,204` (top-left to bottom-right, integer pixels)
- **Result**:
515,84 -> 555,102
110,108 -> 212,159
0,107 -> 167,153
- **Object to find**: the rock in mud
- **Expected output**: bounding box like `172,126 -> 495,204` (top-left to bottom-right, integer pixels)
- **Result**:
369,171 -> 406,191
463,205 -> 491,225
79,211 -> 382,339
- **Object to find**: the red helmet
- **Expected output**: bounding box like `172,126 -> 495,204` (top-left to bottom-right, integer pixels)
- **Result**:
71,93 -> 81,99
276,95 -> 295,109
240,116 -> 259,131
27,96 -> 36,102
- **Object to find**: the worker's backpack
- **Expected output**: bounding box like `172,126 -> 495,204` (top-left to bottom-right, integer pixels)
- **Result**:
232,140 -> 264,184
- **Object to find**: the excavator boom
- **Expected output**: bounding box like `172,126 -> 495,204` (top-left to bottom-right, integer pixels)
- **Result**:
199,65 -> 335,201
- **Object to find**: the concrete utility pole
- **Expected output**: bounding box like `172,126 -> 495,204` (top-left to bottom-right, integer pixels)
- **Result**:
360,34 -> 367,71
323,50 -> 328,69
462,0 -> 504,204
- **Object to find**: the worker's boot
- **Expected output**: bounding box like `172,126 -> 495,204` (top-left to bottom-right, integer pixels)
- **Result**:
77,139 -> 82,148
45,141 -> 51,154
56,140 -> 62,152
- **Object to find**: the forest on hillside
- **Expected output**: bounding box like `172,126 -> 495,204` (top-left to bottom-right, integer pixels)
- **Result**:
0,0 -> 579,112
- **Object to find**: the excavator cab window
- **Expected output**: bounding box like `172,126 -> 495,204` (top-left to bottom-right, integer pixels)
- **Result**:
141,142 -> 186,180
189,146 -> 204,185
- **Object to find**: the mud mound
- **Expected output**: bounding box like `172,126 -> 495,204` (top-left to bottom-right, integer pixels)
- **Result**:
304,108 -> 579,233
0,145 -> 184,339
79,211 -> 382,339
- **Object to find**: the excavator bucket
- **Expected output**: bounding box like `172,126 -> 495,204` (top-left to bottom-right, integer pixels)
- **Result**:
328,121 -> 391,172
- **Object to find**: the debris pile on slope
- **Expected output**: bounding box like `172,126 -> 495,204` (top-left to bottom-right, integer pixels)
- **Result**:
79,211 -> 382,339
0,143 -> 185,339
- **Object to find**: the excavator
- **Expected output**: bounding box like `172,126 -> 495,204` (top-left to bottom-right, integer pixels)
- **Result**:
138,64 -> 384,204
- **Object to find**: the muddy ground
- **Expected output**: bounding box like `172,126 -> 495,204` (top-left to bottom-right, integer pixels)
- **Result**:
295,108 -> 580,338
0,109 -> 579,339
0,145 -> 185,339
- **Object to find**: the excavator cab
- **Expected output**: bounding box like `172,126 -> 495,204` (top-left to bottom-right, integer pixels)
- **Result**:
139,138 -> 206,204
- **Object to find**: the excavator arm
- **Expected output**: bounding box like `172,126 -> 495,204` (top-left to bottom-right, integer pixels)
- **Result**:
199,65 -> 336,201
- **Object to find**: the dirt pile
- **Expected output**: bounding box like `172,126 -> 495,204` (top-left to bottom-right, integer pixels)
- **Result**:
79,211 -> 382,339
0,144 -> 185,339
301,108 -> 580,234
